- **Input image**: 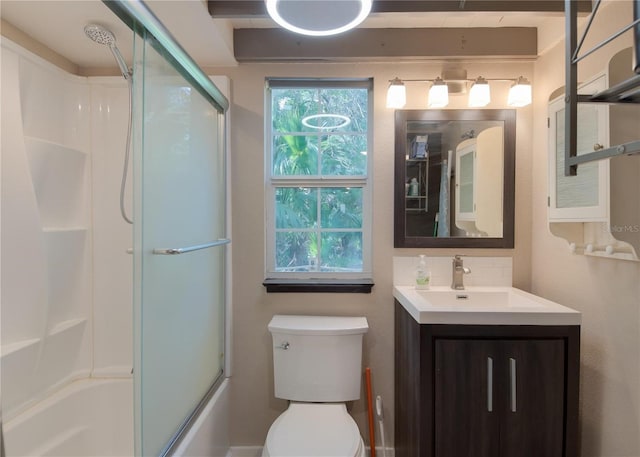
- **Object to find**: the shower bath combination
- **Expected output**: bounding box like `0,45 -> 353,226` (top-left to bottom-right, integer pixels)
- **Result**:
84,24 -> 134,224
3,4 -> 230,454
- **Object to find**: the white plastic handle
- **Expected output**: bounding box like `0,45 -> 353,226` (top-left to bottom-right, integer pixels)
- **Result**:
376,395 -> 384,420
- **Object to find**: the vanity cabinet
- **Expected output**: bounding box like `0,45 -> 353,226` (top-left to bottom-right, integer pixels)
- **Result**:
394,301 -> 580,457
435,339 -> 564,457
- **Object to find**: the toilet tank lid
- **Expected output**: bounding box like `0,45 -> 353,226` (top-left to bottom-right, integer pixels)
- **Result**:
268,315 -> 368,335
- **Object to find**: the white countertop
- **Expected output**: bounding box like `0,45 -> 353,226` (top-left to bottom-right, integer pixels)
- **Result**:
393,285 -> 582,326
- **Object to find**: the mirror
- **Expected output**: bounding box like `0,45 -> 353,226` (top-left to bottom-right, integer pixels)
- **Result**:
394,109 -> 515,248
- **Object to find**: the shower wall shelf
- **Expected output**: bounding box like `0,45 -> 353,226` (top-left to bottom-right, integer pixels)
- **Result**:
564,0 -> 640,176
24,136 -> 89,229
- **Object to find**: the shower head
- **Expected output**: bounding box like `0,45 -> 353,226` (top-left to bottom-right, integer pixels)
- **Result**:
84,24 -> 131,81
84,24 -> 116,46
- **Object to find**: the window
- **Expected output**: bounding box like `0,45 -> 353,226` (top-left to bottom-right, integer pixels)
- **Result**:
265,78 -> 372,287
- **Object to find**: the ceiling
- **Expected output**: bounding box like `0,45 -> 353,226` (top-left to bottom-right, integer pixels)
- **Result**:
0,0 -> 236,70
0,0 -> 588,71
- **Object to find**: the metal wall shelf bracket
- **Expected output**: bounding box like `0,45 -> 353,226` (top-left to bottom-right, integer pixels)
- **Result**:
564,0 -> 640,176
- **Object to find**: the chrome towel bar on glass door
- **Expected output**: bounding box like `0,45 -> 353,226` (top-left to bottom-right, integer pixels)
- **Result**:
152,239 -> 231,255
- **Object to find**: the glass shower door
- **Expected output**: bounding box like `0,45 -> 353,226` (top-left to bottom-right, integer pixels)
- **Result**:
132,30 -> 226,457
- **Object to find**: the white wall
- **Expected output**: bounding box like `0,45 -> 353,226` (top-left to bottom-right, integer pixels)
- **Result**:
531,1 -> 640,455
204,59 -> 534,448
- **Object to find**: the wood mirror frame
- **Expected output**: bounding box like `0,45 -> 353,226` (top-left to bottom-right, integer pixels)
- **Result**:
394,109 -> 516,248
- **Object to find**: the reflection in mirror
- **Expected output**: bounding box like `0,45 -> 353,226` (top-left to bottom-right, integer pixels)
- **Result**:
394,110 -> 515,248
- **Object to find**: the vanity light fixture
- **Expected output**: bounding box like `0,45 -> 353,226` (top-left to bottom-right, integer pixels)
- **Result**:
265,0 -> 372,37
386,74 -> 532,109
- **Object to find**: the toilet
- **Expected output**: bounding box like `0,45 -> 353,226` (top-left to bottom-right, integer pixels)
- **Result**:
262,315 -> 369,457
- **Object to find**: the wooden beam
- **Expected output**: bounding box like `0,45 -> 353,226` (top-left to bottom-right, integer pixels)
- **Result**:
234,27 -> 537,61
208,0 -> 266,17
372,0 -> 592,13
208,0 -> 592,17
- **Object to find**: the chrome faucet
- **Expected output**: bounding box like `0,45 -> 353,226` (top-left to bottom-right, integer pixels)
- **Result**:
451,255 -> 471,290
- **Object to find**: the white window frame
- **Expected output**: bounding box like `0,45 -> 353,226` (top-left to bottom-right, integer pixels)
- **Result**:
264,78 -> 373,280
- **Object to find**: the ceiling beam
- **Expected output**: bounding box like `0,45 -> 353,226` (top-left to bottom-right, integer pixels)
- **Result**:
234,27 -> 537,62
209,0 -> 592,17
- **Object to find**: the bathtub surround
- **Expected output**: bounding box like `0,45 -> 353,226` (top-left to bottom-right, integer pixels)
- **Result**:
1,36 -> 133,453
1,33 -> 232,456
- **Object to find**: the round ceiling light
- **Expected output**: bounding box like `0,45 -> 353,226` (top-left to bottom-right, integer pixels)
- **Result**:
265,0 -> 372,36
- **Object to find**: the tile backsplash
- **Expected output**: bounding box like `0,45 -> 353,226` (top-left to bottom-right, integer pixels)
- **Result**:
393,256 -> 513,287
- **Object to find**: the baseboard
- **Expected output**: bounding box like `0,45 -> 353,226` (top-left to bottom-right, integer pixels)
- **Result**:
229,446 -> 395,457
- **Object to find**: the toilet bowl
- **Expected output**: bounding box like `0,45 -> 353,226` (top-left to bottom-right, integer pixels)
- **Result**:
263,315 -> 369,457
262,403 -> 365,457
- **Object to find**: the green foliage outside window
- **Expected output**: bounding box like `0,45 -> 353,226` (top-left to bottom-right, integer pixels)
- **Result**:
270,85 -> 369,273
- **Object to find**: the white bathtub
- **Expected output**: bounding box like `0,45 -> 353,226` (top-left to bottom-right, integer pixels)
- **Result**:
4,378 -> 134,457
3,377 -> 231,457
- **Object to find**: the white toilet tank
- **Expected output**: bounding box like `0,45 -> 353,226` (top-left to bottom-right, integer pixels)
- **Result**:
268,315 -> 368,402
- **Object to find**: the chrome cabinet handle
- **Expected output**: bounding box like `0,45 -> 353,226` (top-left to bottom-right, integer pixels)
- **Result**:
487,357 -> 493,412
510,357 -> 517,412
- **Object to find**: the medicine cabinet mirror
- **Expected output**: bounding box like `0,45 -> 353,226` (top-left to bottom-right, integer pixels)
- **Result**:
394,109 -> 516,248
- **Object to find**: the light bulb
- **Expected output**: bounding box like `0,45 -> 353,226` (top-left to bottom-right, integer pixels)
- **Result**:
428,77 -> 449,108
468,77 -> 491,107
508,76 -> 532,107
386,78 -> 406,108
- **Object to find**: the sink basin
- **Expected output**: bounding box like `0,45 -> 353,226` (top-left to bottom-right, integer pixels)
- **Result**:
393,286 -> 581,325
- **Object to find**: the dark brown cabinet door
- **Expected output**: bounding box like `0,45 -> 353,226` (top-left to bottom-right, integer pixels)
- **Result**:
435,339 -> 499,457
499,339 -> 565,457
435,339 -> 565,457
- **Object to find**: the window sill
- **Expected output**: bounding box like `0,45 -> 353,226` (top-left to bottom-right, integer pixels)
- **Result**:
263,278 -> 374,293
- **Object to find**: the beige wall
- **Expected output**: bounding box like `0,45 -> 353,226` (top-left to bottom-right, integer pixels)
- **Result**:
204,59 -> 534,447
1,19 -> 79,74
531,1 -> 640,455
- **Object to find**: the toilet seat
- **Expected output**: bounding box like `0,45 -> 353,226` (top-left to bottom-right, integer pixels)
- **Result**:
263,403 -> 364,457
